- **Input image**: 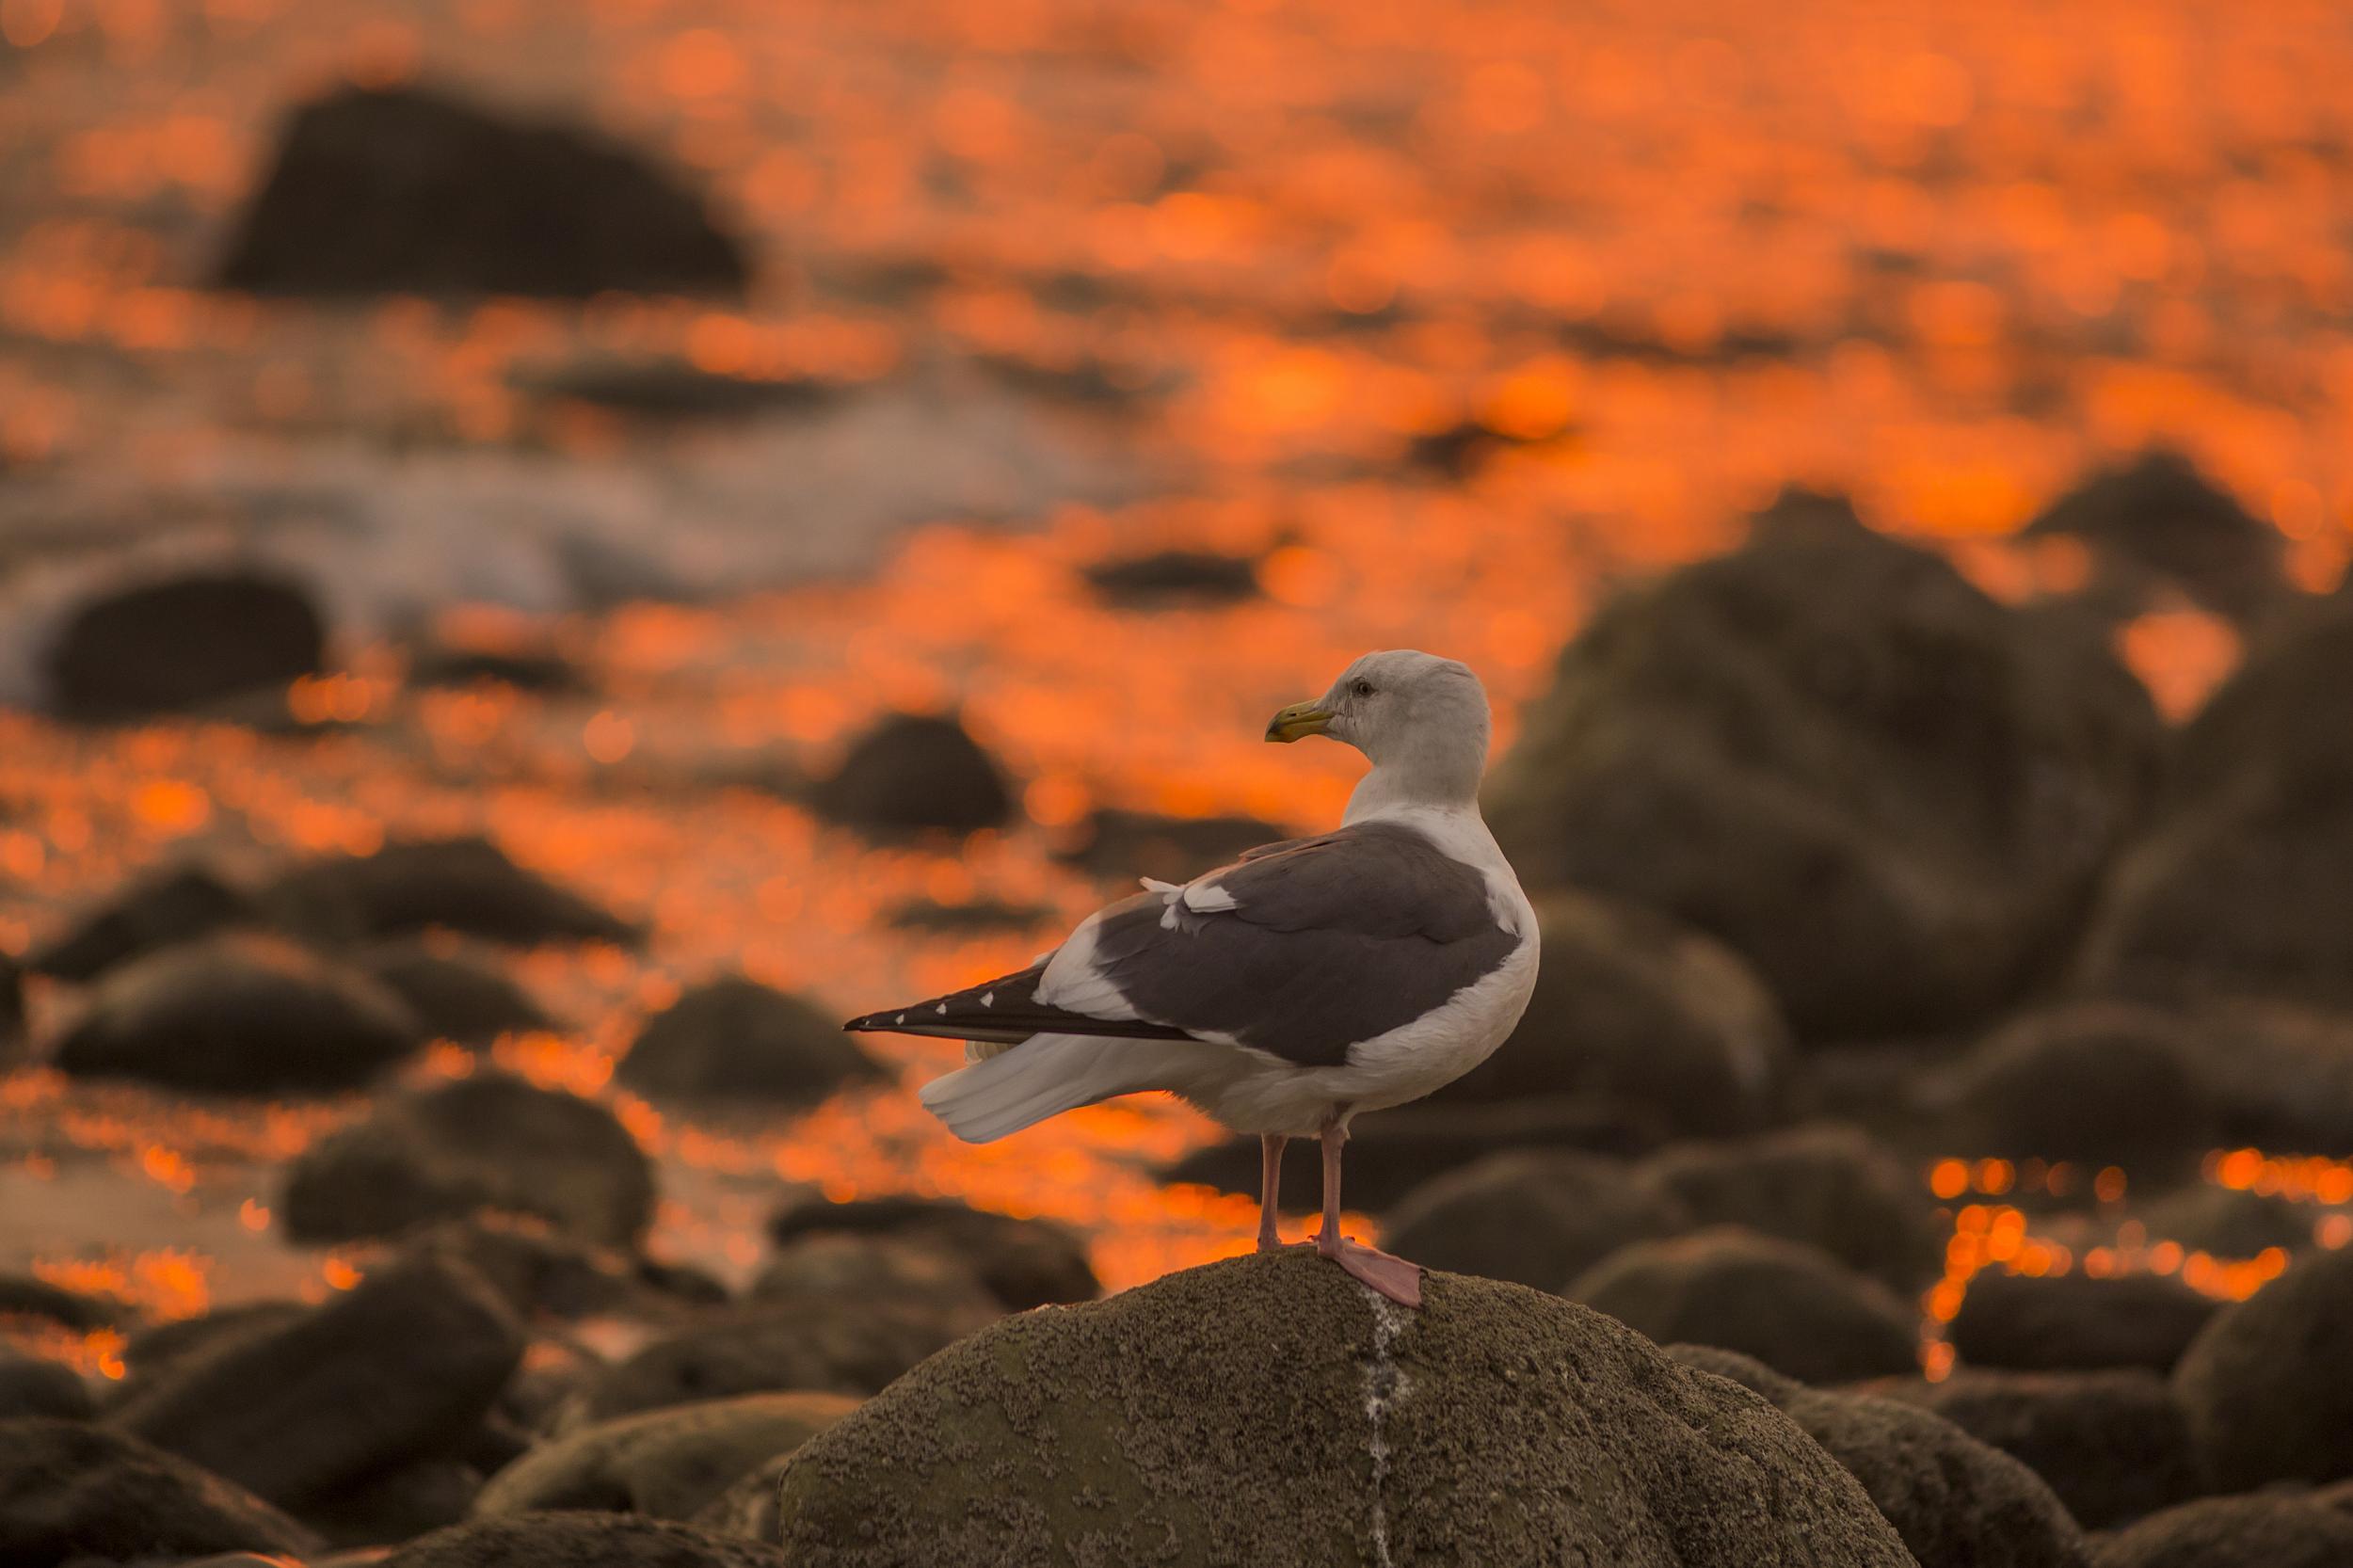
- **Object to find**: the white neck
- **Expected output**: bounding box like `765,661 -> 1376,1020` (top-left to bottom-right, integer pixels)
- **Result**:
1343,767 -> 1485,825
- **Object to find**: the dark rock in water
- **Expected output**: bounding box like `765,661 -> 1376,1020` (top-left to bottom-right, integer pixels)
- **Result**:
43,569 -> 326,722
476,1392 -> 858,1520
110,1255 -> 522,1509
749,1235 -> 998,1320
880,895 -> 1055,934
0,1416 -> 321,1562
563,1290 -> 998,1426
618,976 -> 887,1106
1433,890 -> 1788,1134
1163,1094 -> 1667,1217
1484,525 -> 2162,1041
406,639 -> 584,694
2089,1494 -> 2353,1568
0,1353 -> 93,1419
1048,807 -> 1289,883
400,1216 -> 693,1322
808,712 -> 1012,835
2172,1240 -> 2353,1490
2194,1000 -> 2353,1154
300,1457 -> 481,1547
2024,449 -> 2282,625
1638,1124 -> 1945,1292
359,938 -> 553,1045
26,860 -> 267,982
766,1251 -> 1914,1566
2135,1183 -> 2318,1260
1872,1368 -> 2205,1530
215,85 -> 750,298
281,1070 -> 657,1248
0,952 -> 19,1064
765,1195 -> 1096,1310
121,1303 -> 307,1383
1081,549 -> 1260,607
52,933 -> 424,1094
269,834 -> 642,948
0,1273 -> 122,1332
515,356 -> 840,420
387,1512 -> 794,1567
1568,1226 -> 1921,1385
1669,1347 -> 2088,1568
1381,1149 -> 1690,1290
1950,1270 -> 2219,1374
2077,604 -> 2353,1015
1929,1002 -> 2217,1177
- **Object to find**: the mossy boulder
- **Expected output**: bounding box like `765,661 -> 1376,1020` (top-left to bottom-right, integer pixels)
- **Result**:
618,976 -> 887,1106
2173,1241 -> 2353,1490
764,1195 -> 1096,1311
2090,1494 -> 2353,1568
474,1392 -> 857,1521
1928,1002 -> 2217,1177
1381,1149 -> 1690,1290
1948,1270 -> 2218,1374
767,1250 -> 1914,1566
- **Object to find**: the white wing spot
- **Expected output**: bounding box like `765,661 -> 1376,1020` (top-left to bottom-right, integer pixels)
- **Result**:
936,1001 -> 949,1015
895,1014 -> 905,1025
981,991 -> 995,1008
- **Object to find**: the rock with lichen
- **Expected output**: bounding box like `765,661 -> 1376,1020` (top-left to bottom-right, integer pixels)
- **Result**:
766,1250 -> 1915,1566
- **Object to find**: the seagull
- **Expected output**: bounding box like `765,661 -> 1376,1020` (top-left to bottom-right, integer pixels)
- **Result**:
843,650 -> 1539,1305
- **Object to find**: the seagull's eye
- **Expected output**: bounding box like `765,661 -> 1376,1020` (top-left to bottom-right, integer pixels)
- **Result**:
1351,678 -> 1376,698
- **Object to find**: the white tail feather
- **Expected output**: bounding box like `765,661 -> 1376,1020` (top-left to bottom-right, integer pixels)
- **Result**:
919,1033 -> 1160,1144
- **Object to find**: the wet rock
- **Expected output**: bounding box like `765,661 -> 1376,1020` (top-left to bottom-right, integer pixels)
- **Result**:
2173,1240 -> 2353,1489
808,712 -> 1013,834
269,835 -> 642,948
401,1216 -> 691,1322
302,1457 -> 481,1547
767,1250 -> 1913,1565
0,1353 -> 93,1419
1381,1149 -> 1690,1290
360,939 -> 553,1045
475,1391 -> 858,1520
1639,1124 -> 1945,1292
515,356 -> 839,421
880,895 -> 1055,934
618,975 -> 887,1106
1080,549 -> 1260,607
0,952 -> 18,1064
216,85 -> 750,298
2024,450 -> 2282,625
111,1255 -> 523,1509
1950,1270 -> 2219,1374
43,569 -> 327,722
0,1272 -> 122,1332
689,1450 -> 793,1541
281,1070 -> 658,1248
1485,525 -> 2161,1040
1048,807 -> 1289,883
764,1195 -> 1096,1310
52,933 -> 424,1094
748,1235 -> 998,1320
2194,1000 -> 2353,1154
388,1512 -> 794,1567
2077,604 -> 2353,1015
26,860 -> 266,982
121,1303 -> 308,1384
406,638 -> 585,694
1568,1226 -> 1921,1385
0,1416 -> 322,1562
2090,1493 -> 2353,1568
1162,1094 -> 1667,1217
1670,1347 -> 2088,1568
1874,1368 -> 2206,1530
2135,1183 -> 2319,1259
1929,1002 -> 2217,1176
1433,890 -> 1789,1134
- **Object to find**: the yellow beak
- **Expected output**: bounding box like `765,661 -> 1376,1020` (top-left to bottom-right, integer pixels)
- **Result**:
1265,701 -> 1334,744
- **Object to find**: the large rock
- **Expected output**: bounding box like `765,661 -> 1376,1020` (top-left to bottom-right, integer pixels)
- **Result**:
0,1416 -> 321,1562
1568,1227 -> 1921,1385
1049,808 -> 1288,885
808,712 -> 1012,834
1873,1369 -> 2206,1530
1638,1124 -> 1945,1291
2135,1183 -> 2317,1260
748,1234 -> 1000,1320
110,1255 -> 523,1509
1928,1002 -> 2217,1176
2172,1241 -> 2353,1489
360,939 -> 553,1045
1431,890 -> 1789,1134
51,933 -> 424,1094
764,1195 -> 1096,1310
386,1512 -> 793,1567
0,953 -> 19,1065
304,1456 -> 483,1547
2023,450 -> 2282,625
618,976 -> 887,1105
26,860 -> 266,981
280,1071 -> 657,1248
474,1392 -> 858,1520
1486,526 -> 2161,1040
216,85 -> 749,298
2077,604 -> 2353,1013
1381,1149 -> 1690,1290
1949,1271 -> 2219,1374
269,835 -> 641,948
0,1353 -> 93,1419
766,1250 -> 1914,1565
2091,1494 -> 2353,1568
1670,1347 -> 2087,1568
42,569 -> 326,721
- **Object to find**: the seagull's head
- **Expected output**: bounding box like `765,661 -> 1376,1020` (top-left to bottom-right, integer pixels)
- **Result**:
1266,649 -> 1492,803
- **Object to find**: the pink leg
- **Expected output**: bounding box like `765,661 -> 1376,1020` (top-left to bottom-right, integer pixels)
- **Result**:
1255,1133 -> 1287,1253
1313,1112 -> 1423,1307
